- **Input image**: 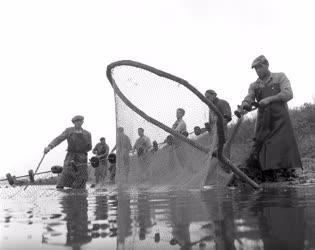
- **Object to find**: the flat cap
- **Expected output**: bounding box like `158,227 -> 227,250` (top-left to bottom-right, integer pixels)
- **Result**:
71,115 -> 84,123
205,89 -> 217,96
251,55 -> 269,68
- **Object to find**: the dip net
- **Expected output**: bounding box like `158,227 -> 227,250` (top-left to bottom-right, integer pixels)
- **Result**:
107,60 -> 233,189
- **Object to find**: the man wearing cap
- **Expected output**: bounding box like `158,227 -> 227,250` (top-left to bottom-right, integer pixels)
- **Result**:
133,128 -> 152,180
204,90 -> 232,172
205,89 -> 232,134
44,115 -> 92,189
241,55 -> 302,181
92,137 -> 110,184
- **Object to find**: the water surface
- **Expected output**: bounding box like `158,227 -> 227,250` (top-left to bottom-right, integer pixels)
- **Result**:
2,183 -> 315,250
117,184 -> 315,250
0,185 -> 117,250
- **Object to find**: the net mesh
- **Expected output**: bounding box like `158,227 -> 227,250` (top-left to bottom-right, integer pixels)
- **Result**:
107,61 -> 233,189
0,165 -> 98,199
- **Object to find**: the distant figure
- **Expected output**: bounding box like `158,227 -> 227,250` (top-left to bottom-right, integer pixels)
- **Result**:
132,128 -> 151,156
92,137 -> 109,184
205,89 -> 232,133
44,115 -> 92,189
112,127 -> 132,180
241,55 -> 302,180
172,108 -> 187,135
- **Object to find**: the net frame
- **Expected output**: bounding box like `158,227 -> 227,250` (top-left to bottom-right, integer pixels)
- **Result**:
106,60 -> 259,189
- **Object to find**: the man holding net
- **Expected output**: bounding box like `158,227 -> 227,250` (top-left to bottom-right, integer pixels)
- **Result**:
240,55 -> 302,181
203,89 -> 233,178
205,89 -> 232,136
132,128 -> 151,156
172,108 -> 187,135
133,127 -> 152,180
92,137 -> 109,184
165,108 -> 187,145
44,115 -> 92,189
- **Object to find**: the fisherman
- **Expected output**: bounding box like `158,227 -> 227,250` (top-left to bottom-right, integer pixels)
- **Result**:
205,89 -> 232,162
132,128 -> 151,156
44,115 -> 92,189
112,127 -> 132,180
133,128 -> 152,180
92,137 -> 109,184
172,108 -> 187,135
241,55 -> 302,181
205,89 -> 232,133
164,108 -> 187,145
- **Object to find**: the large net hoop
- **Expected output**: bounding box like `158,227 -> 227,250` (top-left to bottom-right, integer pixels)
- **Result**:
106,60 -> 258,189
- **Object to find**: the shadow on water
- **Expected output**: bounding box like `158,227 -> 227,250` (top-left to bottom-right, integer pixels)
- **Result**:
117,185 -> 315,250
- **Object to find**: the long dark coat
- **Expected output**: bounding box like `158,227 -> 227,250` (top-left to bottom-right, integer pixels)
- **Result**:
254,81 -> 302,170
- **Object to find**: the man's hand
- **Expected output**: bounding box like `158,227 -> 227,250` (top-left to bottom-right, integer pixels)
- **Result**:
44,145 -> 52,154
241,102 -> 252,111
258,98 -> 271,108
223,114 -> 232,123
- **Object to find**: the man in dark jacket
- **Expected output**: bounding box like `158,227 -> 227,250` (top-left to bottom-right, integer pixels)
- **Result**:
92,137 -> 109,184
205,89 -> 232,130
241,55 -> 302,181
44,115 -> 92,189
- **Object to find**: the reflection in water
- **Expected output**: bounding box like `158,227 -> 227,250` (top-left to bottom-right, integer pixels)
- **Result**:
117,191 -> 132,249
117,186 -> 315,250
169,192 -> 192,249
95,195 -> 108,221
137,192 -> 153,241
2,184 -> 315,249
247,188 -> 306,250
0,187 -> 118,249
201,190 -> 237,250
108,193 -> 118,238
61,192 -> 92,249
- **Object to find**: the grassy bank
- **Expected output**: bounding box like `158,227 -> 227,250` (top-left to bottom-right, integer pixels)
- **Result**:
229,102 -> 315,169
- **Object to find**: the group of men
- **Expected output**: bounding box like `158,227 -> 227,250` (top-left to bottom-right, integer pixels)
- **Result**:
44,55 -> 302,189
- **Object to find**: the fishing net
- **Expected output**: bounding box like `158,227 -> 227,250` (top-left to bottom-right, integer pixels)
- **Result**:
107,60 -> 234,189
0,163 -> 98,199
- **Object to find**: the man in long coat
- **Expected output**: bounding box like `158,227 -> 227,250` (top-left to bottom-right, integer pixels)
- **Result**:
241,55 -> 302,180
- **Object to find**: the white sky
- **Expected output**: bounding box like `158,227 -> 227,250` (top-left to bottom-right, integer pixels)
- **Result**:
0,0 -> 314,177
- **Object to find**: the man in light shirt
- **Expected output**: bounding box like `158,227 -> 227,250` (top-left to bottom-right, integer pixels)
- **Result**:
172,108 -> 187,135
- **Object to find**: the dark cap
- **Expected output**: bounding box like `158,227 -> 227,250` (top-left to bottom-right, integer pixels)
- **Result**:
71,115 -> 84,123
205,89 -> 217,96
100,137 -> 105,141
251,55 -> 269,68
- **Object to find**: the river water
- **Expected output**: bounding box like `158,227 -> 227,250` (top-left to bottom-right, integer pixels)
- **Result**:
1,183 -> 315,250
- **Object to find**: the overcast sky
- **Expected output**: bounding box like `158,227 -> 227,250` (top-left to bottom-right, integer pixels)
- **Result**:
0,0 -> 314,177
